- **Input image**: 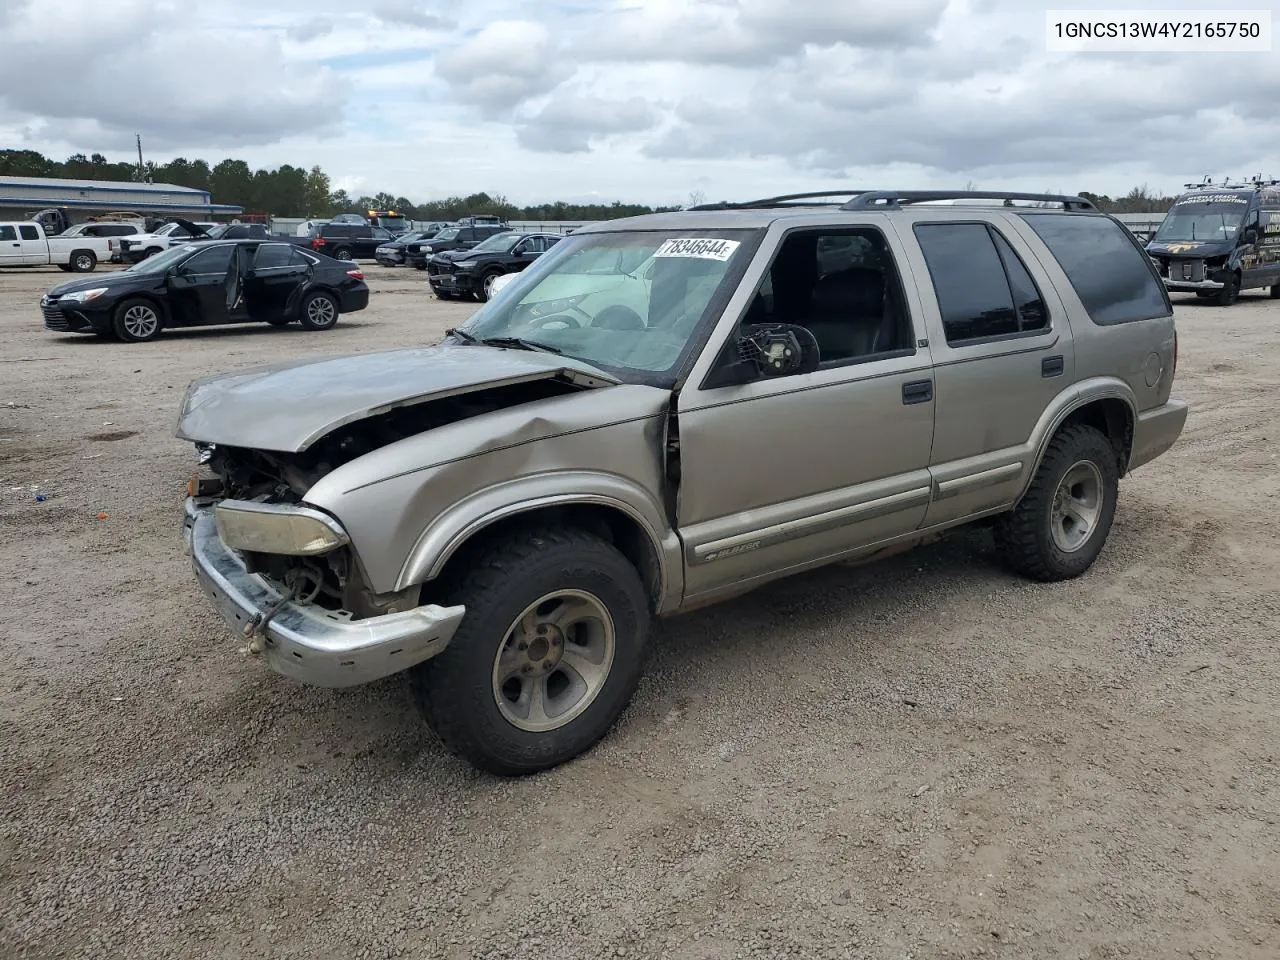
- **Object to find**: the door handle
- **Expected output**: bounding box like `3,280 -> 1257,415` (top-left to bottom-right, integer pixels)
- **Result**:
1042,355 -> 1065,378
902,379 -> 933,405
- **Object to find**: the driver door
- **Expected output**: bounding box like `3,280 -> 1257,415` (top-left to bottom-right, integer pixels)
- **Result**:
673,224 -> 937,603
166,245 -> 237,325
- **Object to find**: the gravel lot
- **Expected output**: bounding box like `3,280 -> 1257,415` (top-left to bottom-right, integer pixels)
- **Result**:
1,261 -> 1278,960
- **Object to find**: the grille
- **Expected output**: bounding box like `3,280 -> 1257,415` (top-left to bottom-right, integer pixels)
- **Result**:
42,304 -> 71,330
427,262 -> 444,276
1176,260 -> 1205,282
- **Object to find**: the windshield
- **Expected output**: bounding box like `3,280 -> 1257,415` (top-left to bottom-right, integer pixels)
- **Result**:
469,232 -> 519,253
379,217 -> 408,230
124,244 -> 199,274
455,230 -> 757,379
432,228 -> 460,242
1155,196 -> 1250,242
202,224 -> 230,239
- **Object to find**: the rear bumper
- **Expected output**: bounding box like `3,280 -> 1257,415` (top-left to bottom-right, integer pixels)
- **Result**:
184,500 -> 466,688
1129,399 -> 1189,471
338,286 -> 370,313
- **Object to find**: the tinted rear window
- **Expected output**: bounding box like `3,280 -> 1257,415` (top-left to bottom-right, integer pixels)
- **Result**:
1018,213 -> 1170,325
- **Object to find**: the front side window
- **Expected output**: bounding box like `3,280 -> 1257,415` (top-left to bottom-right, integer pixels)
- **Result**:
0,226 -> 16,241
1020,213 -> 1170,325
734,227 -> 914,365
184,245 -> 235,274
457,229 -> 759,381
915,222 -> 1050,344
19,225 -> 39,240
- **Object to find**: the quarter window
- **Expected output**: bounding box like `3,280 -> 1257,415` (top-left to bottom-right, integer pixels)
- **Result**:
914,222 -> 1050,345
1018,213 -> 1170,325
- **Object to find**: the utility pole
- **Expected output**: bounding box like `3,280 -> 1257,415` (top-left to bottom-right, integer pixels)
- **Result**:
135,134 -> 148,183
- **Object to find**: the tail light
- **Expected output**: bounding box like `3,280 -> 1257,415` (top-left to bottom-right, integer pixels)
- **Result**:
346,269 -> 365,280
311,237 -> 324,250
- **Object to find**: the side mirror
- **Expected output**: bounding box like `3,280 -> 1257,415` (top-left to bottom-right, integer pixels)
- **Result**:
1242,229 -> 1258,246
703,323 -> 820,388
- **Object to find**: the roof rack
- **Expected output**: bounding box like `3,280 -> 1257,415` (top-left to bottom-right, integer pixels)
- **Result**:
841,190 -> 1096,211
688,190 -> 872,211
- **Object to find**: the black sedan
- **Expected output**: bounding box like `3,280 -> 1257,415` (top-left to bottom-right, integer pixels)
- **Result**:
426,232 -> 561,301
373,229 -> 439,266
39,240 -> 370,343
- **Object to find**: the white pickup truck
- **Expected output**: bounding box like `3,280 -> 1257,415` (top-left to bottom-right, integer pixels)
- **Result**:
0,220 -> 116,272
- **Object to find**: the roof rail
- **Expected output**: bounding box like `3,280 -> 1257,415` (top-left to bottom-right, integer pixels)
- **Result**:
841,190 -> 1097,212
688,190 -> 872,211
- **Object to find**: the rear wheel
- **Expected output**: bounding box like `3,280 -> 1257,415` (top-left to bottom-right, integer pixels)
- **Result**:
57,265 -> 72,272
411,528 -> 650,776
299,290 -> 339,330
331,246 -> 352,261
70,251 -> 97,273
1270,285 -> 1280,299
1214,271 -> 1240,306
994,424 -> 1119,582
143,247 -> 162,259
112,298 -> 162,343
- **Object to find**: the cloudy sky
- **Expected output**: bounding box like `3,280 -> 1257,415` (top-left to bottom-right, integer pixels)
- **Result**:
1,0 -> 1277,206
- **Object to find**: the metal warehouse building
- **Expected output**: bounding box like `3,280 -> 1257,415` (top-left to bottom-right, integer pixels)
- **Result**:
0,176 -> 243,222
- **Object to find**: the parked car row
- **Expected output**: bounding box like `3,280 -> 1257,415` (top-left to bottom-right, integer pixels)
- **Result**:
0,219 -> 127,272
40,239 -> 369,342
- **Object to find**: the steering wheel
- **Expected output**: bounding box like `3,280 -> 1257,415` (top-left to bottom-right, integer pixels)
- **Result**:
526,313 -> 582,330
591,305 -> 645,330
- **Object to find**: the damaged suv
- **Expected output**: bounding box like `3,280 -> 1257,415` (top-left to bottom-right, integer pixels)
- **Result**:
180,190 -> 1188,776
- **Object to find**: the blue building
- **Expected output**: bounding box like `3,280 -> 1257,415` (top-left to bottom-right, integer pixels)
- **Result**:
0,175 -> 243,223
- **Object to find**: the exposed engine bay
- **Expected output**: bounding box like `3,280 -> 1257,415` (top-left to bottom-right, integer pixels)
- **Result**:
193,378 -> 588,616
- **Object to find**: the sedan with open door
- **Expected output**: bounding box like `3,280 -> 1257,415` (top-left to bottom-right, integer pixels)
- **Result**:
39,240 -> 370,343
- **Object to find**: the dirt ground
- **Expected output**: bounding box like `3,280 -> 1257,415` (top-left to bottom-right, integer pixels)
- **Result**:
1,260 -> 1277,960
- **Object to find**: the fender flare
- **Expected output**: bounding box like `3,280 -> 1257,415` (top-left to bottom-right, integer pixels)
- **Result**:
395,471 -> 684,612
1016,377 -> 1138,502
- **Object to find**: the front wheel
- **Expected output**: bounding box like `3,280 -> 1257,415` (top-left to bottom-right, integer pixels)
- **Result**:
477,270 -> 504,302
112,298 -> 163,342
994,424 -> 1119,582
1214,272 -> 1240,306
298,290 -> 339,330
411,528 -> 650,776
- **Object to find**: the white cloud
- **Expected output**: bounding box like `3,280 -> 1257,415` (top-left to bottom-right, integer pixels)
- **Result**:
3,0 -> 1278,206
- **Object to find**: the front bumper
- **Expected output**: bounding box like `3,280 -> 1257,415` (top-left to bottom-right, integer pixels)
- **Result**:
1164,278 -> 1225,291
184,499 -> 466,688
1129,399 -> 1189,472
427,270 -> 477,295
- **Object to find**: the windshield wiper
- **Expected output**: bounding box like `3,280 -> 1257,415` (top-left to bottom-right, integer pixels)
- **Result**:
478,336 -> 562,354
445,327 -> 477,344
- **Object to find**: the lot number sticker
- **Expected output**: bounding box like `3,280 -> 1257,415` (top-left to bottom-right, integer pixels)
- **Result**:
653,238 -> 740,261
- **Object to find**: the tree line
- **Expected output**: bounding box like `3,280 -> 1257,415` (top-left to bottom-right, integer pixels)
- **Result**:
0,148 -> 679,221
1,148 -> 1185,218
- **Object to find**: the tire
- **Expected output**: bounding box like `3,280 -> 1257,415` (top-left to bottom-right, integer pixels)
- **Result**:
298,290 -> 339,330
993,424 -> 1119,582
266,316 -> 292,327
436,290 -> 458,301
70,251 -> 97,273
1270,285 -> 1280,299
143,247 -> 162,259
1195,291 -> 1214,299
1214,271 -> 1240,306
331,246 -> 352,261
476,270 -> 504,302
111,298 -> 162,343
57,264 -> 72,272
411,527 -> 650,776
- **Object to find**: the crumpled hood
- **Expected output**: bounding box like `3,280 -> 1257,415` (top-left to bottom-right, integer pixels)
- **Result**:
175,344 -> 619,453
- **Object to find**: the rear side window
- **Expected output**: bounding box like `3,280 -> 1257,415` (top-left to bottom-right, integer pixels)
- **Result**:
253,243 -> 294,269
1018,213 -> 1170,324
914,222 -> 1050,345
19,225 -> 39,240
184,245 -> 235,273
